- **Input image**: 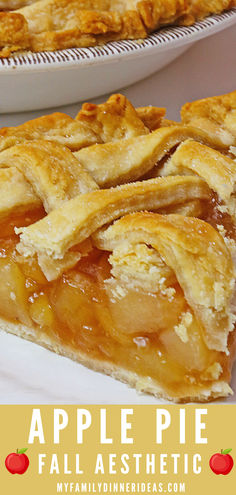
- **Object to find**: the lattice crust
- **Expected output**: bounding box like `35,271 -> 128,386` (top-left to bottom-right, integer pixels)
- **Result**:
0,89 -> 235,241
14,169 -> 236,355
0,95 -> 154,151
0,90 -> 236,402
16,175 -> 211,274
73,125 -> 234,188
0,90 -> 235,225
181,90 -> 236,148
0,113 -> 102,152
93,212 -> 235,353
159,139 -> 236,217
76,93 -> 151,141
0,140 -> 98,218
0,0 -> 235,56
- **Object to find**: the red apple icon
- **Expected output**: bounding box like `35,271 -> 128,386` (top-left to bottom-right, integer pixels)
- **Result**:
5,448 -> 29,475
209,449 -> 233,475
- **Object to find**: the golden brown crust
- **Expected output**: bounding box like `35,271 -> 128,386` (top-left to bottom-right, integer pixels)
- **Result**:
16,176 -> 211,266
0,96 -> 161,152
180,0 -> 236,25
137,0 -> 187,31
136,106 -> 166,131
76,93 -> 149,142
0,89 -> 236,402
181,90 -> 236,147
74,124 -> 232,188
15,0 -> 147,52
0,11 -> 29,56
0,167 -> 41,220
158,198 -> 205,217
160,139 -> 236,216
94,212 -> 235,352
0,140 -> 98,216
0,0 -> 233,56
76,10 -> 122,35
0,112 -> 101,152
0,0 -> 35,8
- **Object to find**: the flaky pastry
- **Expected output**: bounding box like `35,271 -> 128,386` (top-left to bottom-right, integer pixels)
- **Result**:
0,90 -> 236,402
181,90 -> 236,148
0,0 -> 235,56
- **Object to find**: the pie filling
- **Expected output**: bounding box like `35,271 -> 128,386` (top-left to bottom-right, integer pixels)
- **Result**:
0,202 -> 234,399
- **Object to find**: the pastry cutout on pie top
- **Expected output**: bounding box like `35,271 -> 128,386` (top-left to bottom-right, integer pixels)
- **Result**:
0,90 -> 236,402
0,0 -> 235,56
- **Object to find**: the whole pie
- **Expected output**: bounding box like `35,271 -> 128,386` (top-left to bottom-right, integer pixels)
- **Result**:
0,89 -> 236,402
0,0 -> 235,57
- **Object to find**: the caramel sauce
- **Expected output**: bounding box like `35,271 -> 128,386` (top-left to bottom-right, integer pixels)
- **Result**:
0,208 -> 231,397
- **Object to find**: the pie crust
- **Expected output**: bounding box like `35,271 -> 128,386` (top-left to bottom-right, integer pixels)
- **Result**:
0,90 -> 236,402
0,0 -> 235,56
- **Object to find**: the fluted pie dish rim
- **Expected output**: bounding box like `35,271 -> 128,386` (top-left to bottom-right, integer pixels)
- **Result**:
0,8 -> 235,69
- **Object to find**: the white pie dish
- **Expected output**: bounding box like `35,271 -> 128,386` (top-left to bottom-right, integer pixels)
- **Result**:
0,8 -> 236,113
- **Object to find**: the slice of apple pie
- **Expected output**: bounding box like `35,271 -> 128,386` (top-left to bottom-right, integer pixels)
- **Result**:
0,0 -> 235,57
0,90 -> 236,402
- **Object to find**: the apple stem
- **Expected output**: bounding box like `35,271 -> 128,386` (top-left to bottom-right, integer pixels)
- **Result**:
16,448 -> 18,454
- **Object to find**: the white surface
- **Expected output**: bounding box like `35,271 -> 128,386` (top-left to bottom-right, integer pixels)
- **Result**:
0,44 -> 190,113
0,10 -> 235,113
0,24 -> 236,404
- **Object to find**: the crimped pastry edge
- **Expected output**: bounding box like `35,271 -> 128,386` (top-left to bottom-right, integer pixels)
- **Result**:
0,318 -> 233,403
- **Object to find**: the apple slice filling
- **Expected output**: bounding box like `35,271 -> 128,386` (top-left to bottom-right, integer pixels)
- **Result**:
0,209 -> 232,399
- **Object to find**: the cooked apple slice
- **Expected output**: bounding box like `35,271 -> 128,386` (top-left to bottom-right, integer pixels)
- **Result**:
0,256 -> 30,325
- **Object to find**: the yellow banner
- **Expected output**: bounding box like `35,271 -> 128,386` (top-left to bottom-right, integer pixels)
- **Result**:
1,405 -> 235,494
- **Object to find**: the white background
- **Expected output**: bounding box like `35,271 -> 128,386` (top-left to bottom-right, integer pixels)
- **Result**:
0,25 -> 236,404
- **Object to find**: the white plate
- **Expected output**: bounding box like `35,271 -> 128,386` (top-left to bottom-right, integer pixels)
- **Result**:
0,8 -> 236,113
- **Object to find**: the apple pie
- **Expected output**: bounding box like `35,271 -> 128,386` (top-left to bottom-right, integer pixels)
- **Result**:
0,90 -> 236,402
0,0 -> 235,57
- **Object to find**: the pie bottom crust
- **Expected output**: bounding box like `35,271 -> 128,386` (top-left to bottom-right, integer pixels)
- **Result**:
0,90 -> 236,403
1,318 -> 234,403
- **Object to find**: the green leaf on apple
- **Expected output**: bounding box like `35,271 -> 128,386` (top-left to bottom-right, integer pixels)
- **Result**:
18,448 -> 28,454
222,449 -> 232,455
